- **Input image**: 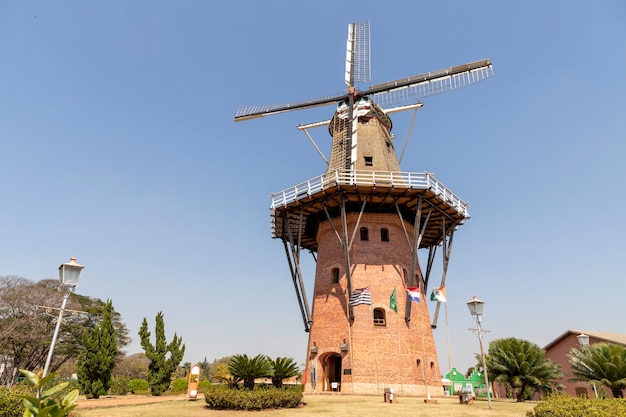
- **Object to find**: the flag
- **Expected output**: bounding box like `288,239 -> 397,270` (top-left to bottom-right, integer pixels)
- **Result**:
390,287 -> 397,312
430,286 -> 447,302
349,287 -> 371,306
406,287 -> 421,303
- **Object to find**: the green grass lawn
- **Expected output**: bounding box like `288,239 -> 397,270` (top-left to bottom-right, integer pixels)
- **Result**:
74,394 -> 537,417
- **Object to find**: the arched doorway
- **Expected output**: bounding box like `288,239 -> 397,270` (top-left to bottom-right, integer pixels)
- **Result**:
320,352 -> 342,392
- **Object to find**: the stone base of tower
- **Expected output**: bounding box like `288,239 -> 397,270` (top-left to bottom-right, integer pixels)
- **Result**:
303,382 -> 444,397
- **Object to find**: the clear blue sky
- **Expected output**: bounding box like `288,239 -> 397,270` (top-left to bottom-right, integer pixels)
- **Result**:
1,1 -> 625,373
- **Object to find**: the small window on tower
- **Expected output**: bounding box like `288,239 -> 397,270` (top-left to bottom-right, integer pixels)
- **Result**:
431,362 -> 438,381
373,308 -> 386,326
381,228 -> 389,242
331,268 -> 340,284
364,156 -> 373,166
360,227 -> 369,241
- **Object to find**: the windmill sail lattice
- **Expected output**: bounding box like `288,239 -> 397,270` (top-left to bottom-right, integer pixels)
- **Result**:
345,20 -> 371,87
234,20 -> 492,123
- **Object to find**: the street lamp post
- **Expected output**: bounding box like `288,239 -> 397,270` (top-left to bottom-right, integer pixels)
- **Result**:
576,333 -> 598,398
42,258 -> 84,378
467,295 -> 492,409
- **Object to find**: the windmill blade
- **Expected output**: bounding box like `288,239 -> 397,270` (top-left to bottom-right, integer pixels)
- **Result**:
234,92 -> 346,122
369,59 -> 493,108
345,20 -> 371,87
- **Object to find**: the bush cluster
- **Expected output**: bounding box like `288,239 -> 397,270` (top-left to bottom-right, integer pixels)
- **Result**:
171,378 -> 188,393
0,387 -> 23,417
109,377 -> 130,395
528,393 -> 626,417
129,378 -> 150,394
204,385 -> 302,410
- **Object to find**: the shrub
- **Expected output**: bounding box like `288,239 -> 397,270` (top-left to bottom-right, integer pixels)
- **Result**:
171,378 -> 188,394
129,379 -> 150,394
198,380 -> 210,393
0,386 -> 23,417
62,379 -> 81,398
205,385 -> 302,410
15,369 -> 79,417
527,393 -> 626,417
109,377 -> 130,395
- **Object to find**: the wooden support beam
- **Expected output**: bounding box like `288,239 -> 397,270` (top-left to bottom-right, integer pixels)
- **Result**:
431,225 -> 455,329
281,211 -> 312,331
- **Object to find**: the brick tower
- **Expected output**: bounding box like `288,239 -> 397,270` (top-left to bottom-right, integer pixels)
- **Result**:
234,21 -> 493,397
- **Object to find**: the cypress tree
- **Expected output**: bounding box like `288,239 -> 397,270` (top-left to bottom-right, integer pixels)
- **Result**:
76,300 -> 118,399
138,311 -> 185,396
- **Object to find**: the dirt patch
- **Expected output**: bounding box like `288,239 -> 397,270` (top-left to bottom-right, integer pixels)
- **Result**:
76,394 -> 194,409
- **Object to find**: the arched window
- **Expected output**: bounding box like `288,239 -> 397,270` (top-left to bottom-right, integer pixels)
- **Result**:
373,308 -> 386,326
360,227 -> 369,241
331,268 -> 340,284
380,228 -> 389,242
430,362 -> 437,381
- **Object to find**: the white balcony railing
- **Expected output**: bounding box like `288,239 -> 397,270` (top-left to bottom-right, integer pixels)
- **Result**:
269,170 -> 469,218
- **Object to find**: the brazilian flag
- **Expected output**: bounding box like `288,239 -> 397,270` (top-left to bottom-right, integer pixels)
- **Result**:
390,287 -> 397,313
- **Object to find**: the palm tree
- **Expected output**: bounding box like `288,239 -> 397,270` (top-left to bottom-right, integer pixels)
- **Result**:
568,342 -> 626,398
227,354 -> 272,390
212,362 -> 240,388
486,337 -> 563,402
269,357 -> 300,388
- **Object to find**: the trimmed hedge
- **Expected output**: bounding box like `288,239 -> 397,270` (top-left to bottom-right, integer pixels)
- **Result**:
528,394 -> 626,417
205,385 -> 303,410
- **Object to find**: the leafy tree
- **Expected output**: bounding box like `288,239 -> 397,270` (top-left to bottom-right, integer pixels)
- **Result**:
269,357 -> 299,388
76,300 -> 118,398
227,354 -> 272,390
138,311 -> 185,396
203,356 -> 231,382
178,361 -> 192,378
213,362 -> 240,388
486,337 -> 563,402
113,352 -> 149,380
0,276 -> 129,385
568,342 -> 626,398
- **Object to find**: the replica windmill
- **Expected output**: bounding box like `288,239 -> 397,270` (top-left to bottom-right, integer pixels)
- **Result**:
235,21 -> 493,395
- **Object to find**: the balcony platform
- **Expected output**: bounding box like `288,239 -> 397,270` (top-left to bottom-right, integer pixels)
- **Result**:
270,170 -> 469,251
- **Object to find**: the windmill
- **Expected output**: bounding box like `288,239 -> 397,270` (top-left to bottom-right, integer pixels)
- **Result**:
235,21 -> 493,396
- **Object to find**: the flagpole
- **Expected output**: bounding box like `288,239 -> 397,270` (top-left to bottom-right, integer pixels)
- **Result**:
445,301 -> 452,393
396,292 -> 404,395
419,296 -> 430,400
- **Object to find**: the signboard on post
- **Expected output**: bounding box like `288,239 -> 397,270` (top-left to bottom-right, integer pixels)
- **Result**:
187,364 -> 201,400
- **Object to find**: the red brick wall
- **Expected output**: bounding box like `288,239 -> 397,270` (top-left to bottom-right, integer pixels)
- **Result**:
304,212 -> 442,395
